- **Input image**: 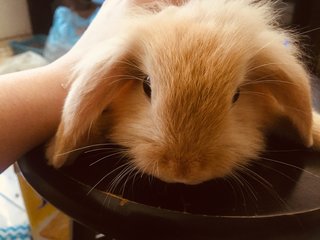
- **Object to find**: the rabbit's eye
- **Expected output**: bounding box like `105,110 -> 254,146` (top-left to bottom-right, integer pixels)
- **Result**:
143,75 -> 151,99
232,88 -> 240,103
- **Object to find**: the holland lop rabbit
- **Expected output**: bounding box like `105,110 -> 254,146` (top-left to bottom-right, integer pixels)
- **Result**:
47,0 -> 320,185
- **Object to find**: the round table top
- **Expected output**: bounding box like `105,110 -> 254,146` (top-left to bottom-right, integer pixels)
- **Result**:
18,134 -> 320,240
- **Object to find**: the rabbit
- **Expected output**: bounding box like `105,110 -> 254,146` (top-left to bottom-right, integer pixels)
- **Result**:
46,0 -> 320,185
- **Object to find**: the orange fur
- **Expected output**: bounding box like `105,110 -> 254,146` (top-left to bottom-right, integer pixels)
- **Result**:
47,0 -> 319,184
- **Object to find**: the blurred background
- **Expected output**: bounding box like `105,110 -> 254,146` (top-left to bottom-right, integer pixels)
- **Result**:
0,0 -> 319,239
0,0 -> 104,69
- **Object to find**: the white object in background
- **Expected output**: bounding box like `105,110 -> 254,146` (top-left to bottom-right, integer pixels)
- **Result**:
0,51 -> 48,74
0,166 -> 28,227
0,0 -> 32,40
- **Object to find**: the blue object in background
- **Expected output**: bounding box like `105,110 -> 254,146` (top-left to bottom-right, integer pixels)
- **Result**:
9,35 -> 47,56
43,6 -> 99,62
92,0 -> 105,5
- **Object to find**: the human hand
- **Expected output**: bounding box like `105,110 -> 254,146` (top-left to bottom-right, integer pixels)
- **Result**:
73,0 -> 183,51
54,0 -> 183,82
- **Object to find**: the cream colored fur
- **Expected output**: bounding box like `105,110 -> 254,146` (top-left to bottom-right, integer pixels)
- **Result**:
46,0 -> 320,184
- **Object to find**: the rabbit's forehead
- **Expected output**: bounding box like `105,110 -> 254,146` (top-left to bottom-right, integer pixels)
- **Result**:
139,20 -> 255,90
142,34 -> 248,92
136,0 -> 267,89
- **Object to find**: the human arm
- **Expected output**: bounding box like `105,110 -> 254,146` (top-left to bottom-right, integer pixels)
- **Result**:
0,60 -> 69,172
0,0 -> 130,172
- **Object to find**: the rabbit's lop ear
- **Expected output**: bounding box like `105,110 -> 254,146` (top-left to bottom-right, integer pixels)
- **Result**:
47,40 -> 136,167
248,35 -> 313,147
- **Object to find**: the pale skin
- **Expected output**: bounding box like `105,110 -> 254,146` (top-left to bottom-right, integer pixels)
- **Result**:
0,0 -> 181,173
0,60 -> 68,172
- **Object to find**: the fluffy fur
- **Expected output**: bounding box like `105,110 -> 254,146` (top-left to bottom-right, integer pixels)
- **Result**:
47,0 -> 320,184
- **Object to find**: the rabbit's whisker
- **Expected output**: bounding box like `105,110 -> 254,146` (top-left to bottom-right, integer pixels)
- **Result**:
241,79 -> 301,88
107,162 -> 137,196
56,142 -> 122,156
247,62 -> 296,73
300,26 -> 320,35
87,161 -> 131,195
264,149 -> 304,153
84,147 -> 121,153
259,157 -> 320,180
229,172 -> 247,209
235,164 -> 292,211
89,151 -> 127,166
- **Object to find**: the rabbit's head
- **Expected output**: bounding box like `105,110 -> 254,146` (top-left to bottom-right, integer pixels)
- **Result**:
47,0 -> 313,184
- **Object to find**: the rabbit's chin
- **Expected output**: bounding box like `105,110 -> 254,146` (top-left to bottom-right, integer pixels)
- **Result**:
126,147 -> 260,185
131,157 -> 239,185
150,170 -> 231,185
